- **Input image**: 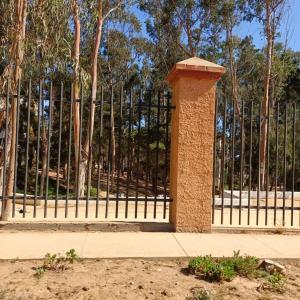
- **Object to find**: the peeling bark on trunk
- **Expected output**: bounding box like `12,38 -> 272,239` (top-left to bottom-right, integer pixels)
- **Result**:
71,0 -> 81,194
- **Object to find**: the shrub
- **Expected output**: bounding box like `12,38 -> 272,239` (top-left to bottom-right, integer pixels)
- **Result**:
188,251 -> 287,293
267,272 -> 285,288
188,252 -> 259,282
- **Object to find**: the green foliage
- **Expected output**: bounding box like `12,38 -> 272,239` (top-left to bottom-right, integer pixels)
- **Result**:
188,251 -> 287,293
65,248 -> 80,264
89,187 -> 98,197
188,251 -> 259,282
34,249 -> 80,279
267,272 -> 285,288
34,266 -> 45,279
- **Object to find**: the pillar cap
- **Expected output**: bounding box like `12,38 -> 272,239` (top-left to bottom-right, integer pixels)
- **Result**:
166,57 -> 226,84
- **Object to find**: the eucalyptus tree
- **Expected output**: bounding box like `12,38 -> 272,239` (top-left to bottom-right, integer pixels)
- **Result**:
0,0 -> 27,221
68,0 -> 137,197
255,0 -> 287,189
139,0 -> 223,89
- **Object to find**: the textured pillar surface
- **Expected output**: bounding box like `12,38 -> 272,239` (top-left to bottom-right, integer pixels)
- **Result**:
166,57 -> 225,232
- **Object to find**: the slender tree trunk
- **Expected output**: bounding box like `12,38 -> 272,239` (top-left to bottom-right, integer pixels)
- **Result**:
77,0 -> 103,197
111,103 -> 116,188
71,0 -> 81,194
260,0 -> 272,191
225,15 -> 241,119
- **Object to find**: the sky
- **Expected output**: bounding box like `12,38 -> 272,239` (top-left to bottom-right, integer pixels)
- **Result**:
237,0 -> 300,51
135,0 -> 300,52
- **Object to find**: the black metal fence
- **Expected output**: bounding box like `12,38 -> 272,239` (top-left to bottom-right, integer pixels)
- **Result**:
0,80 -> 172,221
213,95 -> 300,228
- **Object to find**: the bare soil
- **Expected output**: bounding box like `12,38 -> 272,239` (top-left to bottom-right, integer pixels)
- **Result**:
0,258 -> 300,300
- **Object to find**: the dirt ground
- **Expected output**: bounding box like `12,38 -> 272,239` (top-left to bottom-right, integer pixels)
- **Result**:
0,258 -> 300,300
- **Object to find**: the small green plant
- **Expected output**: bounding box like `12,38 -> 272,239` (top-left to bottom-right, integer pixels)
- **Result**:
34,266 -> 45,279
34,249 -> 80,278
89,187 -> 98,197
257,272 -> 285,293
66,249 -> 80,264
267,272 -> 284,288
186,289 -> 212,300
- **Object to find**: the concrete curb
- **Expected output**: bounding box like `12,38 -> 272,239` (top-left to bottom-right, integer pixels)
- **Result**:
0,221 -> 173,232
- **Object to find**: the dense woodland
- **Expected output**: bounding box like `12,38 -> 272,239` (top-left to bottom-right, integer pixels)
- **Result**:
0,0 -> 300,220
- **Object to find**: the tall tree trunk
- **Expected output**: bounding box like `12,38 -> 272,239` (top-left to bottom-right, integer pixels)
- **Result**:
71,0 -> 81,194
225,14 -> 241,119
77,0 -> 104,197
111,103 -> 116,189
1,0 -> 27,221
260,0 -> 272,191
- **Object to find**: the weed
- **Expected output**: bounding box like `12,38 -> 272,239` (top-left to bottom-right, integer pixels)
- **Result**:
34,267 -> 45,279
188,252 -> 287,295
266,272 -> 285,291
66,249 -> 80,264
188,252 -> 266,282
222,251 -> 259,278
34,249 -> 80,278
188,252 -> 259,282
257,272 -> 285,294
186,289 -> 212,300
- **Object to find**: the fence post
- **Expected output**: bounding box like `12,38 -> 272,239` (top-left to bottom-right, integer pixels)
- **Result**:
166,57 -> 225,232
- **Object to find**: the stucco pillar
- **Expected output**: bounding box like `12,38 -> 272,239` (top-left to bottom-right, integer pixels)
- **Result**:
166,57 -> 225,232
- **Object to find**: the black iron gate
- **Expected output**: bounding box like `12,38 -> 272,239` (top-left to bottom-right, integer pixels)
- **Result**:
0,80 -> 172,221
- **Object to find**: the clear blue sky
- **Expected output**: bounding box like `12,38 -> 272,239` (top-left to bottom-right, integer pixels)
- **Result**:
135,0 -> 300,52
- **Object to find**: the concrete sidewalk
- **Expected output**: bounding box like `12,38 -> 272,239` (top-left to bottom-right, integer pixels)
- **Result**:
1,231 -> 300,260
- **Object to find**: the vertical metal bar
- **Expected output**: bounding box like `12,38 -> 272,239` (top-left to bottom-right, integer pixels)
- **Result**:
23,80 -> 31,218
239,98 -> 244,225
283,101 -> 287,226
257,102 -> 261,226
65,84 -> 73,218
44,81 -> 53,218
55,83 -> 63,218
248,101 -> 253,225
13,80 -> 21,217
265,96 -> 270,226
274,101 -> 279,226
144,91 -> 151,219
163,92 -> 171,219
86,89 -> 94,219
220,96 -> 227,225
96,86 -> 104,218
105,85 -> 114,218
34,81 -> 42,218
212,94 -> 218,224
153,91 -> 161,219
75,85 -> 83,218
115,85 -> 123,218
2,81 -> 9,217
125,89 -> 132,219
291,102 -> 296,226
230,100 -> 236,225
134,88 -> 142,219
